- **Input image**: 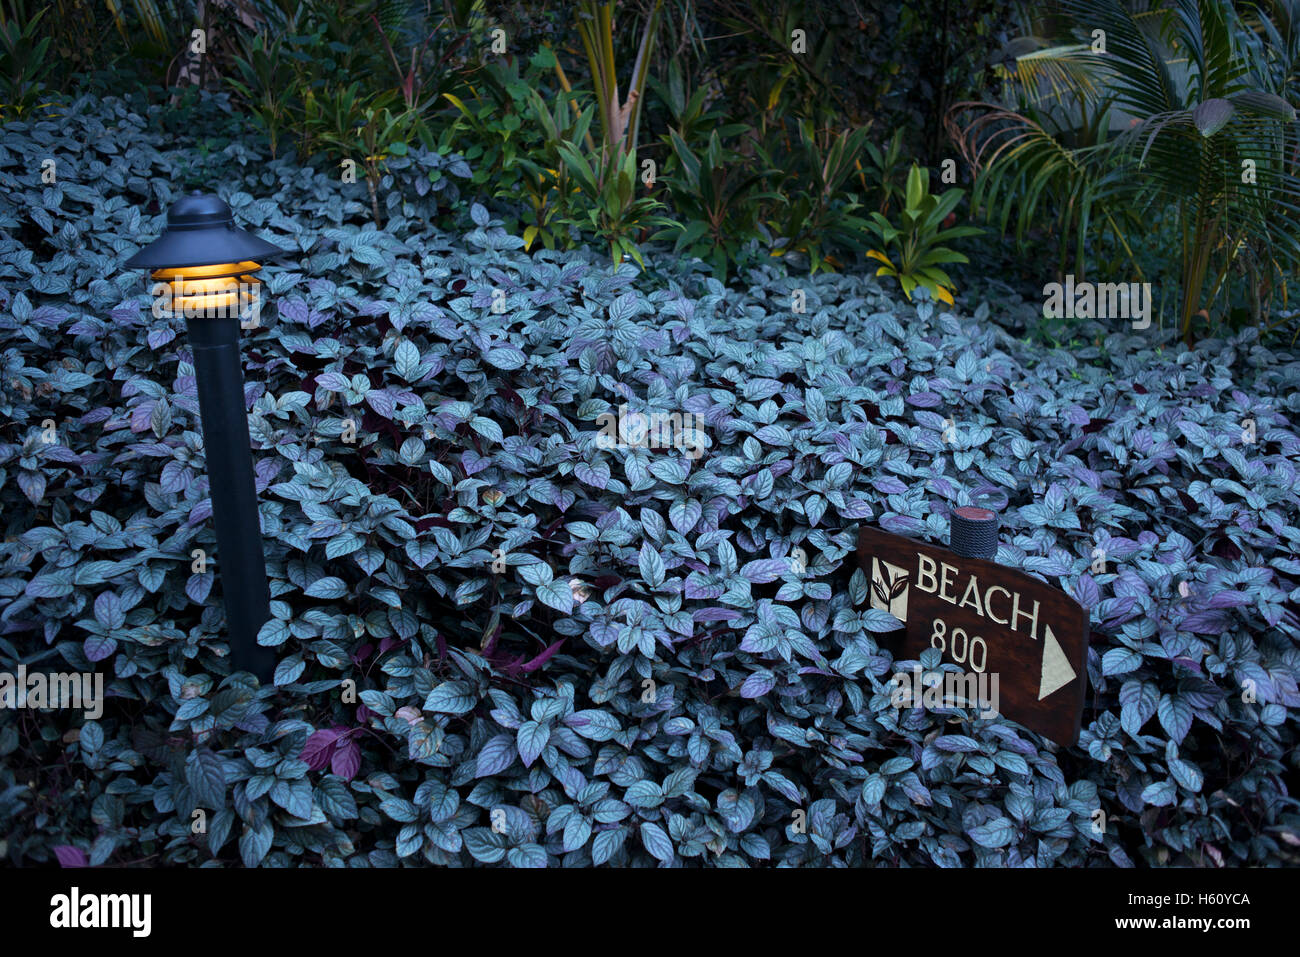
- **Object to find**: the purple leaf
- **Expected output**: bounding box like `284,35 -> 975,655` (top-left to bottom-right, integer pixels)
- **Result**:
740,559 -> 790,584
301,729 -> 340,771
54,845 -> 88,868
519,638 -> 565,673
331,738 -> 361,780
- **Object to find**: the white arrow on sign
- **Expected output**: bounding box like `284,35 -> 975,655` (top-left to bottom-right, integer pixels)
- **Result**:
1038,624 -> 1076,700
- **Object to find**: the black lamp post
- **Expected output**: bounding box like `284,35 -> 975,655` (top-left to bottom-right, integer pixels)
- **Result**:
125,192 -> 286,681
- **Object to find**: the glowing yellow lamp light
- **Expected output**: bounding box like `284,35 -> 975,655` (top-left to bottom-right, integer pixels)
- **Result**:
150,261 -> 263,314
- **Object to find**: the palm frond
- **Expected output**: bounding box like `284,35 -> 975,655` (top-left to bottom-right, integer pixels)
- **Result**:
995,41 -> 1106,109
947,100 -> 1140,276
1059,0 -> 1183,120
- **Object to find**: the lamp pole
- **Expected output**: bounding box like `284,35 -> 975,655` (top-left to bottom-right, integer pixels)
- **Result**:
126,192 -> 285,681
186,310 -> 276,680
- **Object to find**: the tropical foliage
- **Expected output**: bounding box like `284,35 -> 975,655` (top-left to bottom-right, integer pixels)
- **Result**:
3,93 -> 1299,868
3,1 -> 1299,872
953,0 -> 1300,339
866,164 -> 984,304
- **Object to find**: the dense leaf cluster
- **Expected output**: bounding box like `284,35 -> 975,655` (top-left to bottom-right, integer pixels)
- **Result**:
1,95 -> 1297,867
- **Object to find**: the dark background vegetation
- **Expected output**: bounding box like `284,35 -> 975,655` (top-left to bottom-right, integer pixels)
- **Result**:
1,1 -> 1298,868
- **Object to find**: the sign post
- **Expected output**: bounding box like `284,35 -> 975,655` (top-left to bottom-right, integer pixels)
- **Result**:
857,511 -> 1088,746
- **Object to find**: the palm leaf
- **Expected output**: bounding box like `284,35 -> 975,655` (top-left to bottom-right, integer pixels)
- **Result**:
948,101 -> 1140,277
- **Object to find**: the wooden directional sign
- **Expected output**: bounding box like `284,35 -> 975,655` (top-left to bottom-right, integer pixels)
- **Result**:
857,525 -> 1088,746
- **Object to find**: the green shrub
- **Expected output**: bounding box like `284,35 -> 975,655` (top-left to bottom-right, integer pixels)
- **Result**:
866,164 -> 983,305
0,7 -> 52,120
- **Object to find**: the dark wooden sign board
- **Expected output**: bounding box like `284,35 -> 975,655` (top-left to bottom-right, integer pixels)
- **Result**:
857,526 -> 1088,746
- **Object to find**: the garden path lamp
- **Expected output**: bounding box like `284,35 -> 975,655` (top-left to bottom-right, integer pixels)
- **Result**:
125,192 -> 287,681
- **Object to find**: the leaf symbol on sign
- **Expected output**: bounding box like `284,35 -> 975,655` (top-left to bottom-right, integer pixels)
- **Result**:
871,566 -> 901,606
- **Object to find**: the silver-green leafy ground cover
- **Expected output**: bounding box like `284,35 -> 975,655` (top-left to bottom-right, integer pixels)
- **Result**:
1,94 -> 1297,866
